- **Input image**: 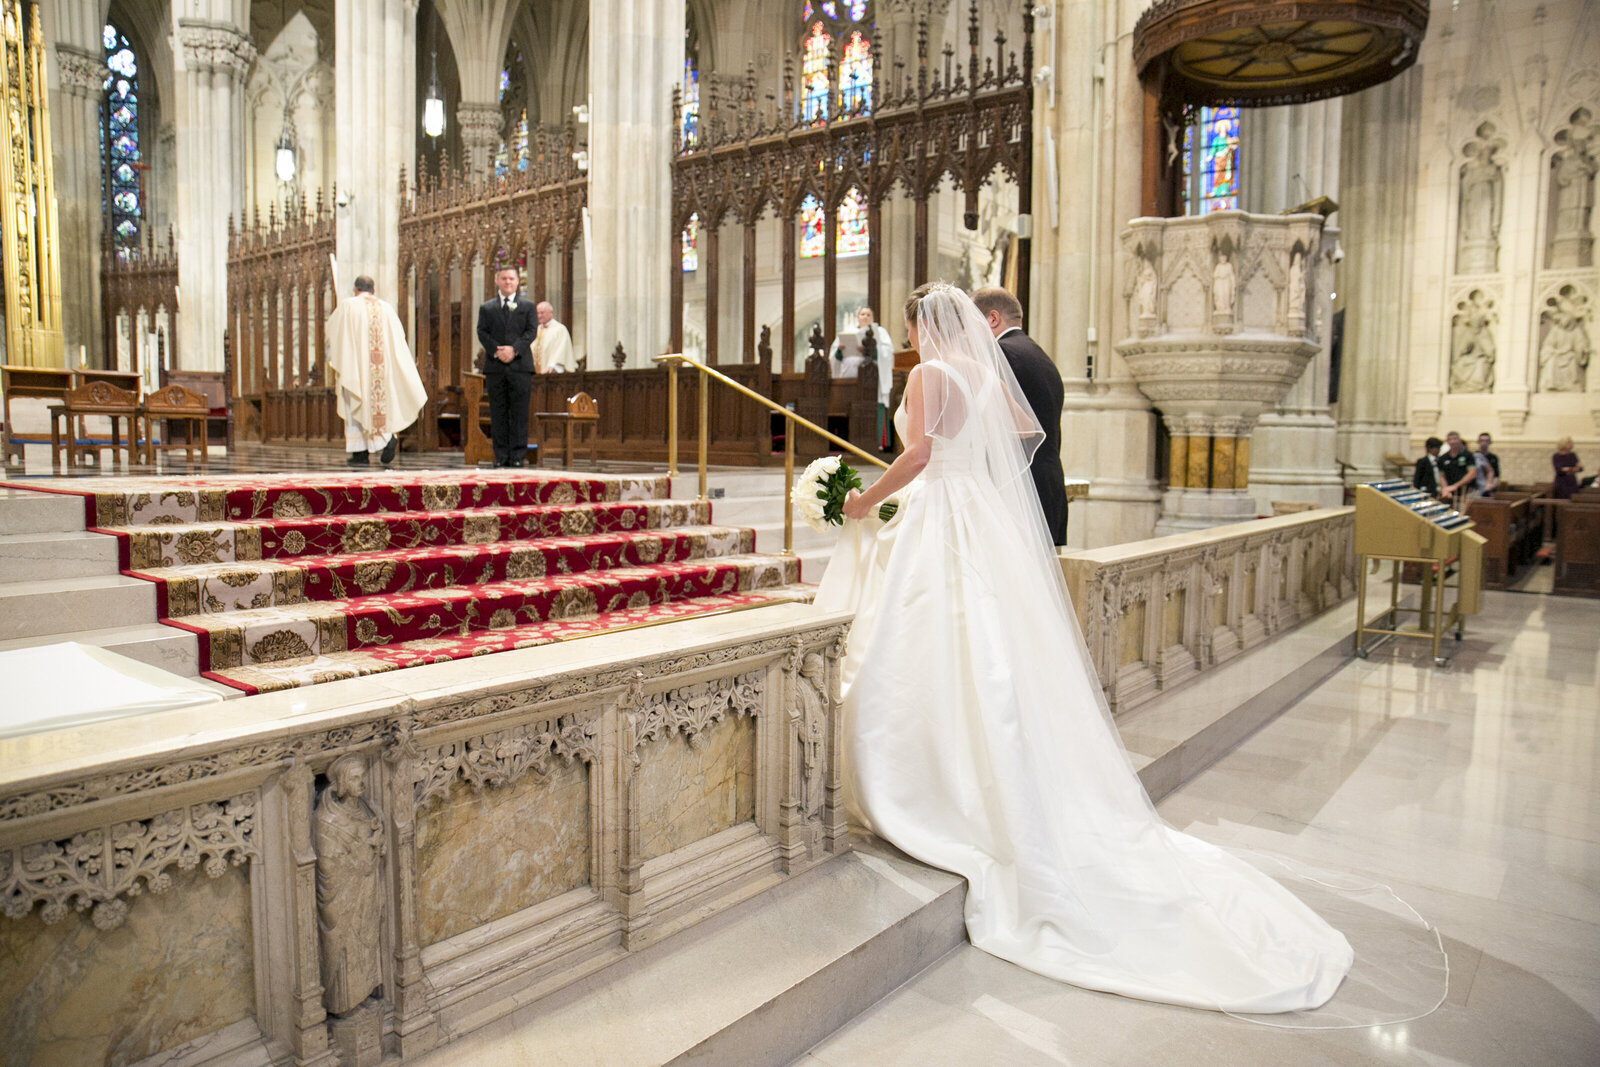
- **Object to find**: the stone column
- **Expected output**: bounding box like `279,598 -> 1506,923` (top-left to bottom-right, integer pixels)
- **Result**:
436,0 -> 518,179
1117,211 -> 1326,533
49,42 -> 104,366
1336,69 -> 1421,484
334,0 -> 417,304
1032,0 -> 1162,548
1241,99 -> 1344,511
456,101 -> 501,176
587,0 -> 684,368
171,15 -> 256,373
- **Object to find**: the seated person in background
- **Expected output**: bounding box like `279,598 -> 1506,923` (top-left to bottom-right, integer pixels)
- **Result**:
1413,436 -> 1443,497
1436,431 -> 1476,505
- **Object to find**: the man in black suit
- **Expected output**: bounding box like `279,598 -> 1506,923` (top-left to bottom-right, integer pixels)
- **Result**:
971,287 -> 1068,546
476,266 -> 539,467
1413,436 -> 1443,496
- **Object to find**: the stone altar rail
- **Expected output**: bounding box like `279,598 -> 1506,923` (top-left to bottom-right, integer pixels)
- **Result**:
0,605 -> 850,1066
1060,508 -> 1356,716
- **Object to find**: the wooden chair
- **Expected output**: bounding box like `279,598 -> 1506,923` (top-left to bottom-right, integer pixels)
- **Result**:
535,391 -> 599,469
161,369 -> 229,446
2,365 -> 74,466
140,383 -> 209,468
50,381 -> 140,471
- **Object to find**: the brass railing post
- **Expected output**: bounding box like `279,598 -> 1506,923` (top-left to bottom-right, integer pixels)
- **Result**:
697,365 -> 709,501
666,359 -> 679,477
783,421 -> 795,556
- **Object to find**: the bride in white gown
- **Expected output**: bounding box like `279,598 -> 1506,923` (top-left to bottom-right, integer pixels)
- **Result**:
815,283 -> 1354,1013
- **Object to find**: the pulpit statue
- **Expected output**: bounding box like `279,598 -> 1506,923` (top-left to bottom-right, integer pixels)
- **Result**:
1211,252 -> 1236,328
1135,257 -> 1158,326
1457,132 -> 1504,274
1286,250 -> 1306,326
315,755 -> 386,1016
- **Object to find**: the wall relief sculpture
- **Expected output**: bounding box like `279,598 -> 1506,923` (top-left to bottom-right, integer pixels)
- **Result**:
1538,286 -> 1593,392
1211,246 -> 1236,331
315,755 -> 386,1019
1457,122 -> 1506,274
1449,289 -> 1499,393
794,652 -> 828,820
1286,247 -> 1307,327
1548,107 -> 1597,269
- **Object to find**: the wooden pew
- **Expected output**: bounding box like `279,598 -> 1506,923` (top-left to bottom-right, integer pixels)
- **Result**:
1553,502 -> 1600,597
1465,496 -> 1524,589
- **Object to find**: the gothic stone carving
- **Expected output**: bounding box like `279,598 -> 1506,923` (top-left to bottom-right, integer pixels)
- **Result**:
1449,288 -> 1499,393
176,23 -> 258,81
1548,108 -> 1597,270
315,755 -> 385,1018
412,714 -> 600,808
1457,122 -> 1506,275
1538,284 -> 1593,392
0,792 -> 258,930
628,670 -> 765,758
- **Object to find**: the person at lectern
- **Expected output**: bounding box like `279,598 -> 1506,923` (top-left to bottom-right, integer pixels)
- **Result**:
325,276 -> 427,468
476,266 -> 539,467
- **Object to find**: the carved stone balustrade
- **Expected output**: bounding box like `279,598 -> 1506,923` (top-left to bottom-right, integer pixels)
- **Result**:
0,607 -> 849,1066
1060,507 -> 1355,716
1119,211 -> 1332,532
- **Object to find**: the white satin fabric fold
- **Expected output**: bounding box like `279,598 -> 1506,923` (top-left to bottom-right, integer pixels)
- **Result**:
816,406 -> 1353,1013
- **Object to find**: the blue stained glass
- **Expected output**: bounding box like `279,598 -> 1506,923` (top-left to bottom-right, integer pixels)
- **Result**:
102,25 -> 141,252
801,0 -> 814,19
499,69 -> 510,98
848,1 -> 867,18
1198,106 -> 1240,214
822,1 -> 837,16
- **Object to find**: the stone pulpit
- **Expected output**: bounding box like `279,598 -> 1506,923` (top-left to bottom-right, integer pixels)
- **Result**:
1118,211 -> 1332,533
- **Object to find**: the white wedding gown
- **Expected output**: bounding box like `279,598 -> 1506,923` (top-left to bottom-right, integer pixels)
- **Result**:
817,399 -> 1354,1013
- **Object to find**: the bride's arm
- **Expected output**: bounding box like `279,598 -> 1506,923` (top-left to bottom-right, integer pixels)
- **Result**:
843,367 -> 929,520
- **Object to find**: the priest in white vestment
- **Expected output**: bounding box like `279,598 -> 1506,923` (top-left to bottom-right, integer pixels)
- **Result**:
829,307 -> 896,448
325,276 -> 428,466
533,301 -> 574,373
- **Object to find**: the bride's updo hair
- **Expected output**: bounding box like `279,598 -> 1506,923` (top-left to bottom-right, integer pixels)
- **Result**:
902,282 -> 949,326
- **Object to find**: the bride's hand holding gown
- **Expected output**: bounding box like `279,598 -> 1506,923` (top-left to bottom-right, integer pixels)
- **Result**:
815,284 -> 1355,1014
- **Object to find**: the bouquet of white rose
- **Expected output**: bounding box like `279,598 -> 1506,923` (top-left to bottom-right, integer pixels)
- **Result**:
791,456 -> 899,533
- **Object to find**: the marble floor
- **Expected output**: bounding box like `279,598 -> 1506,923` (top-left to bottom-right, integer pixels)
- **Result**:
797,589 -> 1600,1067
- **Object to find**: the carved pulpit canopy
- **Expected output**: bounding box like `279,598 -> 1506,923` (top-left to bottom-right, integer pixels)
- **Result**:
1134,0 -> 1430,114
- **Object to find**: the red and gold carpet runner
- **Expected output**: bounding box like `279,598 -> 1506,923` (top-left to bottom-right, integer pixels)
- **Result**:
14,470 -> 806,693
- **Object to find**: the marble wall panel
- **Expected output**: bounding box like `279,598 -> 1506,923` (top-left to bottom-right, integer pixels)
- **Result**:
414,758 -> 592,947
637,715 -> 757,863
0,865 -> 254,1067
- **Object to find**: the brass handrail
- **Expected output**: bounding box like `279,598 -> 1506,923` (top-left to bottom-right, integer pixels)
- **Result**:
654,353 -> 890,557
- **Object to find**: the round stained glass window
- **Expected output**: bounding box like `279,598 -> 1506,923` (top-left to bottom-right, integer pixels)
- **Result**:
112,190 -> 139,213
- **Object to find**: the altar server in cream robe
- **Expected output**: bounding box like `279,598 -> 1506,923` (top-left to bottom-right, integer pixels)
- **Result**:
533,301 -> 574,373
326,276 -> 428,466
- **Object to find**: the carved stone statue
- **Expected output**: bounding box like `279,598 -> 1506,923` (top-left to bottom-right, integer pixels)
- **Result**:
1538,288 -> 1593,392
1457,126 -> 1505,274
315,754 -> 386,1017
1135,256 -> 1158,322
757,323 -> 773,368
1286,249 -> 1306,324
1449,289 -> 1498,394
795,652 -> 827,818
1211,252 -> 1236,323
808,321 -> 827,360
1548,110 -> 1597,269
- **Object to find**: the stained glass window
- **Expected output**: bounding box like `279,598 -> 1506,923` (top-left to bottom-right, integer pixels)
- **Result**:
682,214 -> 699,272
839,32 -> 871,114
495,49 -> 530,177
1181,107 -> 1239,215
799,190 -> 870,258
837,188 -> 869,256
802,22 -> 831,123
101,24 -> 141,258
682,52 -> 699,147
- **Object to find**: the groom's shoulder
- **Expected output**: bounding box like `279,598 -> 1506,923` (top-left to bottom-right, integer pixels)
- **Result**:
999,329 -> 1052,366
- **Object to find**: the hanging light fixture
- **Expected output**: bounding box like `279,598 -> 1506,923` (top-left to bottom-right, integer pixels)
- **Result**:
274,104 -> 296,183
423,8 -> 446,137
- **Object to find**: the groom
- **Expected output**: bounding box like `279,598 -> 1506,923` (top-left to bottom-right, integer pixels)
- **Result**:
971,287 -> 1068,546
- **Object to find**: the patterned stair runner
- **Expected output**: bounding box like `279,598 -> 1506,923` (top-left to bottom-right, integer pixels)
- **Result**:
8,470 -> 809,693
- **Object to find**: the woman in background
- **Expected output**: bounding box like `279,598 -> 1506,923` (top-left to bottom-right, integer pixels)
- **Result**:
1552,437 -> 1582,499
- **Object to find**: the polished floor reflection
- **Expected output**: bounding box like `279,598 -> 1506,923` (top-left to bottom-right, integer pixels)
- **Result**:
798,590 -> 1600,1066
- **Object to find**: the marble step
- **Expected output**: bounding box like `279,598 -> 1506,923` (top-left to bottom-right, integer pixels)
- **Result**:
411,835 -> 967,1067
0,621 -> 205,680
0,573 -> 157,642
0,530 -> 119,582
0,487 -> 86,536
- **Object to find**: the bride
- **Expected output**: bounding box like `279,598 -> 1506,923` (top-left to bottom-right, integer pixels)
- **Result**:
815,283 -> 1353,1013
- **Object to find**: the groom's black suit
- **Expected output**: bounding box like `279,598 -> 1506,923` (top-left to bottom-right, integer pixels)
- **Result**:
997,327 -> 1068,546
476,294 -> 539,466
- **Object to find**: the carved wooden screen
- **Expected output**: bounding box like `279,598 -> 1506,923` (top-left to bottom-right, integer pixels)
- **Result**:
99,225 -> 178,381
398,126 -> 586,448
670,1 -> 1034,370
225,199 -> 337,444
